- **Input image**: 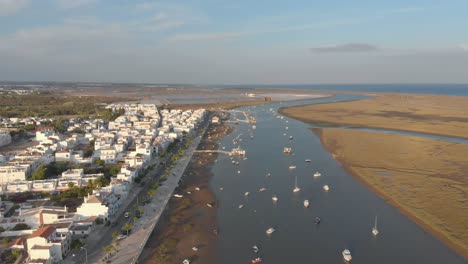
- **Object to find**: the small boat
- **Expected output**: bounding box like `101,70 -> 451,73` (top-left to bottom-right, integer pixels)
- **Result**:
314,172 -> 321,177
283,133 -> 286,136
259,187 -> 267,192
289,165 -> 296,170
192,246 -> 198,251
272,195 -> 278,202
251,258 -> 262,264
252,125 -> 256,129
266,227 -> 275,235
266,173 -> 271,177
304,200 -> 310,208
186,191 -> 191,194
293,176 -> 301,193
289,136 -> 293,140
372,216 -> 379,236
252,245 -> 259,253
342,249 -> 352,261
305,159 -> 312,162
183,259 -> 190,264
173,194 -> 183,198
206,203 -> 213,208
323,185 -> 330,191
238,204 -> 244,209
314,217 -> 321,224
285,126 -> 289,130
283,147 -> 292,154
237,170 -> 241,174
232,160 -> 236,164
235,161 -> 239,165
244,192 -> 250,196
219,187 -> 224,191
195,187 -> 201,191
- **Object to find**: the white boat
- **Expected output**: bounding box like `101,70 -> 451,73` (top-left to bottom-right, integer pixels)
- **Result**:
342,249 -> 352,261
266,227 -> 275,235
238,204 -> 244,209
183,259 -> 190,264
285,126 -> 289,130
372,216 -> 379,236
259,187 -> 267,192
305,159 -> 312,162
237,170 -> 241,174
289,165 -> 296,170
323,185 -> 330,191
272,195 -> 278,202
293,176 -> 301,193
195,187 -> 201,191
173,194 -> 183,198
289,136 -> 293,140
219,187 -> 224,191
314,172 -> 321,177
206,203 -> 213,208
303,200 -> 310,208
244,192 -> 250,196
252,245 -> 259,253
283,147 -> 292,154
192,246 -> 198,251
232,160 -> 236,164
252,125 -> 256,129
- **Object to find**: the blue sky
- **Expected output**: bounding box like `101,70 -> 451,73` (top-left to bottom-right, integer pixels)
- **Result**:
0,0 -> 467,84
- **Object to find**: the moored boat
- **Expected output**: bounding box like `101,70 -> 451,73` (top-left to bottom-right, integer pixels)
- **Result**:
323,185 -> 330,191
266,227 -> 275,235
314,172 -> 321,177
251,258 -> 262,264
342,249 -> 352,261
304,200 -> 310,208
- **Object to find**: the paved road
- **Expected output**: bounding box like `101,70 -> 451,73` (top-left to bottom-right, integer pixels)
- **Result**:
64,120 -> 209,264
110,121 -> 209,264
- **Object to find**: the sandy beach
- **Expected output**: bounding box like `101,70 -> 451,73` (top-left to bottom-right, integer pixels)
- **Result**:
139,121 -> 233,264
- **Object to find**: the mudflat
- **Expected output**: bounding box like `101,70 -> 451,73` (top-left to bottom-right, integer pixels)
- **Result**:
280,93 -> 468,139
314,128 -> 468,258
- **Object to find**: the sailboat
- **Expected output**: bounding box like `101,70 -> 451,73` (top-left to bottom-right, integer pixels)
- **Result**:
372,216 -> 379,236
293,175 -> 301,193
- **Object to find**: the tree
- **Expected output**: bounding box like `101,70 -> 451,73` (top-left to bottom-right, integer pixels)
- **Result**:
12,223 -> 30,231
67,182 -> 75,189
31,165 -> 47,180
103,244 -> 115,259
123,223 -> 133,236
94,159 -> 105,166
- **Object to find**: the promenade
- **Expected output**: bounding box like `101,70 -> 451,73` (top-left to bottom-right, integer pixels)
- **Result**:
108,121 -> 208,264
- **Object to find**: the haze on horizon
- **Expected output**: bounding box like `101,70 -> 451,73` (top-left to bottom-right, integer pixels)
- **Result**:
0,0 -> 467,85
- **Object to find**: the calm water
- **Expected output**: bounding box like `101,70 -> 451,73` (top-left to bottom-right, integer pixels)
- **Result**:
210,94 -> 466,263
216,84 -> 468,96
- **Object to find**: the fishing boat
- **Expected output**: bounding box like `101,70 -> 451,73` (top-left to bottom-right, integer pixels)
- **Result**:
314,217 -> 321,224
192,246 -> 198,251
342,249 -> 352,261
304,200 -> 310,208
238,204 -> 244,209
283,147 -> 292,154
305,159 -> 312,162
372,216 -> 379,236
251,258 -> 262,264
293,176 -> 301,193
323,185 -> 330,191
266,227 -> 275,235
259,187 -> 267,192
314,172 -> 321,177
244,192 -> 250,196
272,195 -> 278,202
289,165 -> 296,170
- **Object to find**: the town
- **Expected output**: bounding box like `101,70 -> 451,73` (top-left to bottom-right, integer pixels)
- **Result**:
0,103 -> 207,263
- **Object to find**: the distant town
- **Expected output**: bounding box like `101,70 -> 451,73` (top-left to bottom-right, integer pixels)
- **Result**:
0,96 -> 207,263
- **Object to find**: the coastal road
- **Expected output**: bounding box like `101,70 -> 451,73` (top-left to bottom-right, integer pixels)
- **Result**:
108,120 -> 209,264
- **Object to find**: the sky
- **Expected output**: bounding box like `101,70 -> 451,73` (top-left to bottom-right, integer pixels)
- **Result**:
0,0 -> 467,84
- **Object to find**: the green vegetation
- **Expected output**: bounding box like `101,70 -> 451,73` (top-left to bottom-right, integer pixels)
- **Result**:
0,249 -> 22,263
71,239 -> 84,249
31,165 -> 47,180
12,223 -> 30,231
0,91 -> 129,118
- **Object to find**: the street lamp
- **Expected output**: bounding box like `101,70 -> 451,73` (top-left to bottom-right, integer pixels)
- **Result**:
81,247 -> 88,264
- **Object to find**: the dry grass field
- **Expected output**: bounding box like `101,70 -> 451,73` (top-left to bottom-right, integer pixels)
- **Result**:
280,94 -> 468,139
315,128 -> 468,258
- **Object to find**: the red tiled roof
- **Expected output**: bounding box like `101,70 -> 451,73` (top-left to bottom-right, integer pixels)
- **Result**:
28,226 -> 56,239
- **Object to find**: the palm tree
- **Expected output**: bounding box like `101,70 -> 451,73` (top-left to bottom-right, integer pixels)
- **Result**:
123,223 -> 133,236
103,244 -> 115,260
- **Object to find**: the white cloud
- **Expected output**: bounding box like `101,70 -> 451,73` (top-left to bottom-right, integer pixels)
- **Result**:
152,13 -> 168,22
56,0 -> 97,9
311,43 -> 379,53
0,0 -> 29,16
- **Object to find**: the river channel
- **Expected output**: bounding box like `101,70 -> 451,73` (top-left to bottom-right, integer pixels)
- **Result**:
210,94 -> 466,263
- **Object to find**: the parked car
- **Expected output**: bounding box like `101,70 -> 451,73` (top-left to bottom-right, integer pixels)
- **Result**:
124,212 -> 129,218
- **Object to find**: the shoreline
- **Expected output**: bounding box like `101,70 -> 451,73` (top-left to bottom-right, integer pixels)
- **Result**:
139,121 -> 233,264
278,93 -> 468,139
311,128 -> 468,259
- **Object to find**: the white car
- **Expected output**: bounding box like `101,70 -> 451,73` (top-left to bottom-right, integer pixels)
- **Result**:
117,234 -> 127,240
124,212 -> 129,218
